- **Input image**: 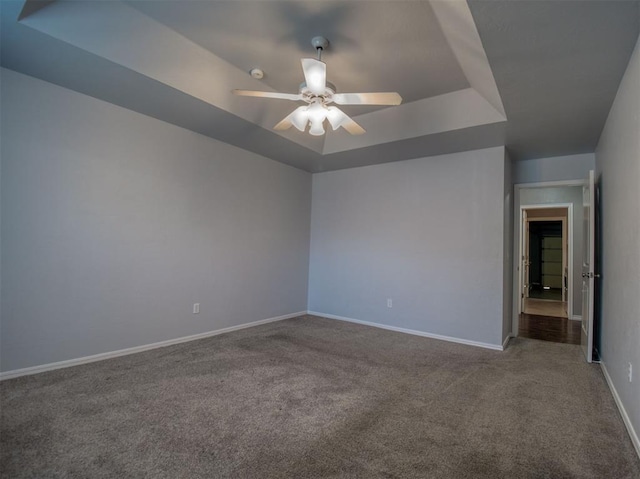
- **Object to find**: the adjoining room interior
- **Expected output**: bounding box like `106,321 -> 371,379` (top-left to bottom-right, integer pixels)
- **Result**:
527,216 -> 566,302
1,1 -> 639,477
524,211 -> 568,311
517,205 -> 584,345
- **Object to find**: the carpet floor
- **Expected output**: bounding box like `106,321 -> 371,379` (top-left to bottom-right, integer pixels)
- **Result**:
1,315 -> 639,478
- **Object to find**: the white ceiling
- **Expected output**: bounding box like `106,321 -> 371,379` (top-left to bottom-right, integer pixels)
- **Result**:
468,0 -> 640,161
1,0 -> 638,172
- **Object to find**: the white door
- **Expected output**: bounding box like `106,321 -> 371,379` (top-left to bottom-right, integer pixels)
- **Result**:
521,209 -> 530,313
562,218 -> 568,303
581,170 -> 595,362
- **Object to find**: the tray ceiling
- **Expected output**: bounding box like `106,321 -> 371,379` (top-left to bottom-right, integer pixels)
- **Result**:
1,1 -> 638,172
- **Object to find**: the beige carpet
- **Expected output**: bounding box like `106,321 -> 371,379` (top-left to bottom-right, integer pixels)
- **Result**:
1,315 -> 639,478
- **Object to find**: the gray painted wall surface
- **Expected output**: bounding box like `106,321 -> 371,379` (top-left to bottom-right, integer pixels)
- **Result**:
518,187 -> 584,318
595,36 -> 640,447
503,150 -> 513,341
514,153 -> 595,185
308,147 -> 506,347
0,69 -> 312,372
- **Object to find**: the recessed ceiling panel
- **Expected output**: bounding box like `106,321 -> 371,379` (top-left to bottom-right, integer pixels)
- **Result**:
127,0 -> 470,113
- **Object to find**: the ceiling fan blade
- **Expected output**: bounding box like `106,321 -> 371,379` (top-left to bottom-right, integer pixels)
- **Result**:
341,120 -> 366,135
301,58 -> 326,95
332,92 -> 402,106
326,106 -> 365,135
273,117 -> 292,131
233,90 -> 302,101
274,106 -> 308,132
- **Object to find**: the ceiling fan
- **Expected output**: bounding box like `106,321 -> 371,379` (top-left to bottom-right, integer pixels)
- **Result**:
232,37 -> 402,136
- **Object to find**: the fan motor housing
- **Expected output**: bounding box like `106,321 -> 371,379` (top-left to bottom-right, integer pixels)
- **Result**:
299,81 -> 336,103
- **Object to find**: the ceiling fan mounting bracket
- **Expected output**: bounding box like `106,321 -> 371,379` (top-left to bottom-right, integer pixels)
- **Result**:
311,36 -> 329,51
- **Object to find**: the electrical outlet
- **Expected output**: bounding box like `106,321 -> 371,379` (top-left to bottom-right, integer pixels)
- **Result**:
193,303 -> 200,314
629,363 -> 633,383
387,298 -> 393,308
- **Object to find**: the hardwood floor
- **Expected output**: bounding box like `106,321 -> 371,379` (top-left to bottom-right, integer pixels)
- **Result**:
523,298 -> 567,318
519,313 -> 582,345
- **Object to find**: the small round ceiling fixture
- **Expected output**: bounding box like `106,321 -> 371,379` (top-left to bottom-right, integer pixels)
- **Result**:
250,68 -> 264,80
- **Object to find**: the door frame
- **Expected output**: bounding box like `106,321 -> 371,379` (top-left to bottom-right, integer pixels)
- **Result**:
518,204 -> 573,318
512,180 -> 586,337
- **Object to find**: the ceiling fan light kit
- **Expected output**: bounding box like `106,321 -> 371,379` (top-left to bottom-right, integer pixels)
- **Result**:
233,37 -> 402,136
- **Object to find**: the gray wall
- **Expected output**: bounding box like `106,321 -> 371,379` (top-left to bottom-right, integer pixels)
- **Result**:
308,146 -> 507,347
0,69 -> 312,372
595,36 -> 640,447
518,186 -> 584,318
514,153 -> 595,185
503,150 -> 513,341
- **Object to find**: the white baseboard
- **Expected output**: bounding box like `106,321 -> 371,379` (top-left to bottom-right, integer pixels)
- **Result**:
0,311 -> 306,381
503,335 -> 511,350
307,311 -> 504,351
570,315 -> 582,321
600,362 -> 640,459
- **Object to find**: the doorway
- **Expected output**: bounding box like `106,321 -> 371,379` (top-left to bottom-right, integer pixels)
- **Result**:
517,202 -> 580,344
512,178 -> 595,356
528,220 -> 563,301
519,205 -> 572,318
